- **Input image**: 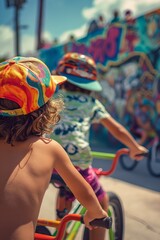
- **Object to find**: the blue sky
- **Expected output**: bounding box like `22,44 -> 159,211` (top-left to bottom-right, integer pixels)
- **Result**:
0,0 -> 160,57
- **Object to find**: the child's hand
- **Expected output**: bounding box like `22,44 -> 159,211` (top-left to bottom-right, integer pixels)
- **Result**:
83,209 -> 108,230
130,145 -> 148,160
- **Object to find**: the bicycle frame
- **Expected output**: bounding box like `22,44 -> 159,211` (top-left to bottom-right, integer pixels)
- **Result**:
35,148 -> 129,240
35,214 -> 83,240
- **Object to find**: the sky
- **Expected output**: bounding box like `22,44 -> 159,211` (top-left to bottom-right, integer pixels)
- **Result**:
0,0 -> 160,58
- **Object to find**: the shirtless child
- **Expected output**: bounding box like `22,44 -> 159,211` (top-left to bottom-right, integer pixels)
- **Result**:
0,56 -> 108,240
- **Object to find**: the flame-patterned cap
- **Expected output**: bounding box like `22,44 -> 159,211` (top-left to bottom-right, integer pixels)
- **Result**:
0,56 -> 66,116
56,52 -> 102,91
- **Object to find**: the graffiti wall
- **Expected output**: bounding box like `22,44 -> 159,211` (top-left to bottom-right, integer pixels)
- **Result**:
39,8 -> 160,150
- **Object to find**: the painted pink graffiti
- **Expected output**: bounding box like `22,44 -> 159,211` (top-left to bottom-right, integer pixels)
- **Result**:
71,26 -> 122,64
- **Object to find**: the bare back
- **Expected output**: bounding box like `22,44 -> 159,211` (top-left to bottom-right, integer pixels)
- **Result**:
0,137 -> 56,240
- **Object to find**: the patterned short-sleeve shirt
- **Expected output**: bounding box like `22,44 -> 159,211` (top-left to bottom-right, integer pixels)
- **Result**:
50,90 -> 110,169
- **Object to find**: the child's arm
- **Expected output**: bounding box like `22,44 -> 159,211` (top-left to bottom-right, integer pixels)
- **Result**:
100,115 -> 148,159
53,141 -> 107,228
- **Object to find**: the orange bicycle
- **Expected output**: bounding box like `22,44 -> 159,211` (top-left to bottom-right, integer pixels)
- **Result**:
35,213 -> 112,240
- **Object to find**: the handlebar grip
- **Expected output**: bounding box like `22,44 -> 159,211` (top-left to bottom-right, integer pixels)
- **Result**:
81,216 -> 112,229
90,217 -> 112,229
135,151 -> 149,157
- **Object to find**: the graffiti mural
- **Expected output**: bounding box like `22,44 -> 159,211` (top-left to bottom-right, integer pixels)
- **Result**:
93,54 -> 159,147
39,8 -> 160,150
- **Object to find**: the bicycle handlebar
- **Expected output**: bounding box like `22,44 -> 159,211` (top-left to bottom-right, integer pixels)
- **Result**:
91,148 -> 129,176
91,148 -> 149,176
35,214 -> 112,240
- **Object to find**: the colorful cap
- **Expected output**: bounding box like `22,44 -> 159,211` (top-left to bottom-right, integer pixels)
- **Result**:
0,56 -> 66,116
56,52 -> 102,91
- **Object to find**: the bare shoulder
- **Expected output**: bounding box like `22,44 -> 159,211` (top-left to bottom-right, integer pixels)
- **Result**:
0,136 -> 66,160
0,136 -> 68,174
31,136 -> 64,153
29,136 -> 67,161
21,136 -> 67,176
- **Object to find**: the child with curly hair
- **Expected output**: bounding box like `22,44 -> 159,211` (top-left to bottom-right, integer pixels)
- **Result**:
0,56 -> 108,240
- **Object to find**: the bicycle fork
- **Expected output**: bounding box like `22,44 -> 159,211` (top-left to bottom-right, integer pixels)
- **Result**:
108,209 -> 115,240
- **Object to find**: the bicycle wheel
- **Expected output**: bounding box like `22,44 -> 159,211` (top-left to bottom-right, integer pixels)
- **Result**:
119,154 -> 138,171
147,143 -> 160,177
83,191 -> 124,240
108,191 -> 124,240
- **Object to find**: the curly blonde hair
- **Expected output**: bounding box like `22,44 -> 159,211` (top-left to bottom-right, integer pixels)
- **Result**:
0,97 -> 64,145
